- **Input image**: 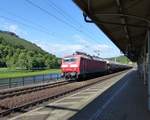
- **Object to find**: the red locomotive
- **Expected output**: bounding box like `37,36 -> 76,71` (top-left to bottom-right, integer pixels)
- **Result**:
61,51 -> 131,80
61,51 -> 108,80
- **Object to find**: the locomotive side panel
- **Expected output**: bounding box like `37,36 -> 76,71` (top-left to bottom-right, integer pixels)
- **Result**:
79,57 -> 107,75
79,57 -> 86,75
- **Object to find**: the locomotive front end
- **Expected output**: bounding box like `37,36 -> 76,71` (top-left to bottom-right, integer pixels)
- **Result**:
61,56 -> 79,80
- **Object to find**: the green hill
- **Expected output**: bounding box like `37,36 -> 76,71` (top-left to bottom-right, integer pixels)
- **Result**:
0,30 -> 44,53
108,55 -> 130,64
0,30 -> 60,69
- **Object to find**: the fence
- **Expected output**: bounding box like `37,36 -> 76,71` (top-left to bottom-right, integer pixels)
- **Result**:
0,73 -> 61,89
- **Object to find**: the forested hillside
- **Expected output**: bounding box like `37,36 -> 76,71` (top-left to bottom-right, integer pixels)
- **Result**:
0,30 -> 60,69
108,55 -> 130,64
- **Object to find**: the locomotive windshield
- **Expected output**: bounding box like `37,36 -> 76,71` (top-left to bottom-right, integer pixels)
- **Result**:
63,57 -> 77,62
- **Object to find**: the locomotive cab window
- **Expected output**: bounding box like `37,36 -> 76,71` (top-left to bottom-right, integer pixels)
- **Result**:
63,57 -> 77,62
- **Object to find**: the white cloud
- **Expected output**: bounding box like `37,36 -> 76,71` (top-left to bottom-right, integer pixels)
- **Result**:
7,24 -> 18,33
35,41 -> 116,58
0,22 -> 27,37
35,41 -> 84,57
3,23 -> 18,33
96,44 -> 110,50
73,34 -> 89,44
32,35 -> 121,58
72,34 -> 114,56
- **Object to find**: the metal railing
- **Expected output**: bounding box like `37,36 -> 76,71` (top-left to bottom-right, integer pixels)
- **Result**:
0,73 -> 61,89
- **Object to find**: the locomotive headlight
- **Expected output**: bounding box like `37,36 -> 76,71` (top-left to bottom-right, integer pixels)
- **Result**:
70,64 -> 78,67
61,64 -> 68,67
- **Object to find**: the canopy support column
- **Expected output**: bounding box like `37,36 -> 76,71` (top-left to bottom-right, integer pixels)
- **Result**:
148,28 -> 150,110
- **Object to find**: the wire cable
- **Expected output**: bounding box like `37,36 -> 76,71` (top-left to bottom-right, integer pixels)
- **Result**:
0,7 -> 51,33
0,15 -> 52,35
47,0 -> 104,45
25,0 -> 104,45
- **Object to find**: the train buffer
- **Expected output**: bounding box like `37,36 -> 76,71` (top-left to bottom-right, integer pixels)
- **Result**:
9,69 -> 150,120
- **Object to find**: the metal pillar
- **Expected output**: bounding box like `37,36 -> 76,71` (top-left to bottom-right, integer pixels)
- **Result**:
143,55 -> 146,84
148,29 -> 150,110
143,46 -> 146,85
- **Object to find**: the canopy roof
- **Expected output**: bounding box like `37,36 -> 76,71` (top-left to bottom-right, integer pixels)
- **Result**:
74,0 -> 150,61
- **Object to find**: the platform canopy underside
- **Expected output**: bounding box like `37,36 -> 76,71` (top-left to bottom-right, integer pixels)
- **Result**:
73,0 -> 150,62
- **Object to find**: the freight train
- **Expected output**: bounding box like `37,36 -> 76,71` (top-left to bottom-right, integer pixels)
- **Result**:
61,51 -> 130,80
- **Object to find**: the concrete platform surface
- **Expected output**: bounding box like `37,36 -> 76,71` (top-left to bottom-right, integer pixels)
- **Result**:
70,69 -> 150,120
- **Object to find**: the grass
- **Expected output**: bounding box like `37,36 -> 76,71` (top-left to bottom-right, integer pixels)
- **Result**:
0,68 -> 61,79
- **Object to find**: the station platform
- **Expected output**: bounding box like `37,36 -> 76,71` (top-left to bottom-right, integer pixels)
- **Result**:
9,69 -> 150,120
70,69 -> 150,120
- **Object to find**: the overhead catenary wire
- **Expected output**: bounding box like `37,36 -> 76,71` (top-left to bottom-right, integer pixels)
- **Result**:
46,0 -> 105,55
25,0 -> 83,33
0,7 -> 51,33
47,0 -> 104,45
0,15 -> 52,35
0,15 -> 95,55
25,0 -> 103,46
47,0 -> 82,28
0,4 -> 92,52
26,0 -> 105,56
0,0 -> 105,56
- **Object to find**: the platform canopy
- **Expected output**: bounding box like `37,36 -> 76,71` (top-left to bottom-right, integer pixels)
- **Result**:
73,0 -> 150,62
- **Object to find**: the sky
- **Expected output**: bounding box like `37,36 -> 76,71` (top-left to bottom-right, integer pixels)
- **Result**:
0,0 -> 122,58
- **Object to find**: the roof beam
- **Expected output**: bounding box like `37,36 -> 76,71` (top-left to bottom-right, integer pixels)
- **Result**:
92,20 -> 148,28
115,0 -> 133,56
116,0 -> 129,38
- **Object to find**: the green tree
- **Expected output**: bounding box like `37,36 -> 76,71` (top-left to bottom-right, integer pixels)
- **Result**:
17,52 -> 27,69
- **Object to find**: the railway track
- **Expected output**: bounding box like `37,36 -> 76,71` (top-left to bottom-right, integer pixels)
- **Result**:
0,80 -> 70,100
0,70 -> 129,117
